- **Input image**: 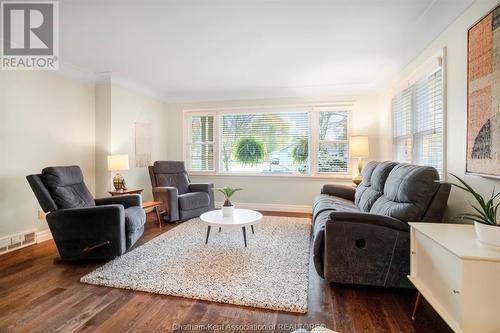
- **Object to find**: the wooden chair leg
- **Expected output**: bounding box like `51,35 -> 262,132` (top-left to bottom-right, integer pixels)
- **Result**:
411,292 -> 423,321
154,206 -> 162,230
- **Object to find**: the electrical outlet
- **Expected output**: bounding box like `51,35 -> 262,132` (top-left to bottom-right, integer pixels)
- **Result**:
37,210 -> 45,220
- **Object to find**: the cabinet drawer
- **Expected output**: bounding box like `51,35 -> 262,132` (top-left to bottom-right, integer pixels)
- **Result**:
414,230 -> 463,325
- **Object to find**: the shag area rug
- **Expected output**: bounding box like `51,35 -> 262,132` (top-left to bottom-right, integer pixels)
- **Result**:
81,216 -> 311,313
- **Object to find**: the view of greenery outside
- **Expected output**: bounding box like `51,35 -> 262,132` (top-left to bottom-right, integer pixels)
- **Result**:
222,112 -> 308,173
318,111 -> 349,173
189,110 -> 349,174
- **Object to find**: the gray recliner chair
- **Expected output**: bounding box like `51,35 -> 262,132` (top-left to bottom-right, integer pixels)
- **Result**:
148,161 -> 215,222
313,161 -> 451,288
27,165 -> 146,260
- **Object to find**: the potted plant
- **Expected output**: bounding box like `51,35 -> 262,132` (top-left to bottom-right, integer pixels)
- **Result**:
234,137 -> 265,166
450,174 -> 500,247
215,187 -> 243,216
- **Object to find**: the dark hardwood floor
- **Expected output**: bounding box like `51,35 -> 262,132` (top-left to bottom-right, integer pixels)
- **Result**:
0,212 -> 452,333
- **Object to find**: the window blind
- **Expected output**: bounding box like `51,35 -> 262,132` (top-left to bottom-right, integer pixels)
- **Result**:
221,112 -> 310,174
392,67 -> 444,176
189,115 -> 214,171
318,111 -> 349,173
392,87 -> 413,163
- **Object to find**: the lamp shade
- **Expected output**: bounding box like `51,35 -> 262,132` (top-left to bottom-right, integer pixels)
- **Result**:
349,136 -> 369,158
107,154 -> 129,171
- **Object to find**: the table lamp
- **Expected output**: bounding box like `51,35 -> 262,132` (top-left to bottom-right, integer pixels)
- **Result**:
349,136 -> 369,185
107,154 -> 129,191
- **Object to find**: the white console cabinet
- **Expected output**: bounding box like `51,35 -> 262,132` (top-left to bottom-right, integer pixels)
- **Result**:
408,223 -> 500,333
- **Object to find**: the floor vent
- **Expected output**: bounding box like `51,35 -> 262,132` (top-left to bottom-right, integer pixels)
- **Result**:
0,230 -> 37,256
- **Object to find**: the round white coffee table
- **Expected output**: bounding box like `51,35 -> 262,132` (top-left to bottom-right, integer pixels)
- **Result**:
200,209 -> 263,247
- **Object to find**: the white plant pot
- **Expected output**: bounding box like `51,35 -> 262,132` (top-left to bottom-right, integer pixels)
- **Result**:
475,221 -> 500,247
222,205 -> 235,217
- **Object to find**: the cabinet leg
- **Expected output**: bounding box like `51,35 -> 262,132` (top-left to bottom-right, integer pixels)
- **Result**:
411,292 -> 423,321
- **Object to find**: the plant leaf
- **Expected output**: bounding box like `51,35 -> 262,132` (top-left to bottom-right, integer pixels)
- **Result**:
450,173 -> 488,212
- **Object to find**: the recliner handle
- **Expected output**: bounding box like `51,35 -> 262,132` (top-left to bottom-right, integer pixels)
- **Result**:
82,240 -> 111,253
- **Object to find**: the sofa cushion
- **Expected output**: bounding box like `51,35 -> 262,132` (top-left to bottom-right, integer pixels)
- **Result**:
42,166 -> 95,209
313,194 -> 360,222
155,173 -> 190,194
125,206 -> 146,234
153,161 -> 187,174
355,161 -> 397,212
153,161 -> 190,194
179,192 -> 210,211
370,163 -> 440,222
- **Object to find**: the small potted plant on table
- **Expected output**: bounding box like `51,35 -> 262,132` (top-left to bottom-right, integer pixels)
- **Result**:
215,187 -> 243,217
451,174 -> 500,247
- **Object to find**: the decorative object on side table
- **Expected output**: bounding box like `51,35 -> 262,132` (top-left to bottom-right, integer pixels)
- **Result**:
215,187 -> 242,217
108,154 -> 130,190
349,135 -> 369,185
450,173 -> 499,247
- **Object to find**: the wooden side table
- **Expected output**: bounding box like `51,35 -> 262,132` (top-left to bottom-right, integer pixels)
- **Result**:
142,201 -> 163,230
108,188 -> 144,196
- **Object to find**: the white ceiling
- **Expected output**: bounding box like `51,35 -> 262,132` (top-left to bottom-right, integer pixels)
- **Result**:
60,0 -> 474,101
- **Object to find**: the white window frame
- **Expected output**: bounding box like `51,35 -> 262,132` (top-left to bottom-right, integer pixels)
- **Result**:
391,48 -> 447,178
183,110 -> 218,174
183,102 -> 354,179
313,106 -> 352,175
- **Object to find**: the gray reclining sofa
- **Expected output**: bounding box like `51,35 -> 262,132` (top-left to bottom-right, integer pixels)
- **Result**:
313,161 -> 451,288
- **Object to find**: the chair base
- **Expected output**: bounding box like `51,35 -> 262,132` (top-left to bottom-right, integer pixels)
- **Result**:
53,256 -> 111,264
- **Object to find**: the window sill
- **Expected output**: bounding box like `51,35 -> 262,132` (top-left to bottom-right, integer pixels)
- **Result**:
188,171 -> 353,181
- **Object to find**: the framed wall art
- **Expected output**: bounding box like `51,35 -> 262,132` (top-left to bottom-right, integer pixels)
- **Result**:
466,3 -> 500,178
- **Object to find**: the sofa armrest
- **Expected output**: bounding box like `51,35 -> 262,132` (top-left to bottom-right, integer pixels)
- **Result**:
152,186 -> 179,221
189,183 -> 213,193
329,211 -> 410,232
95,194 -> 142,208
46,205 -> 126,259
321,184 -> 356,201
322,211 -> 412,287
189,183 -> 215,210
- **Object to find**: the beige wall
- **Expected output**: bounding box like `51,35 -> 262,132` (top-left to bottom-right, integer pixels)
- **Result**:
384,0 -> 500,221
164,94 -> 384,208
107,84 -> 169,200
0,71 -> 95,237
95,82 -> 112,197
0,72 -> 168,239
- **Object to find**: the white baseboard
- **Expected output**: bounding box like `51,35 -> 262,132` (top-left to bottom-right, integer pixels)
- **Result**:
36,229 -> 53,243
215,201 -> 312,213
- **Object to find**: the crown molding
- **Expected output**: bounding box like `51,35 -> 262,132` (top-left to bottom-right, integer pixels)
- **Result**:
110,74 -> 167,102
57,61 -> 96,85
